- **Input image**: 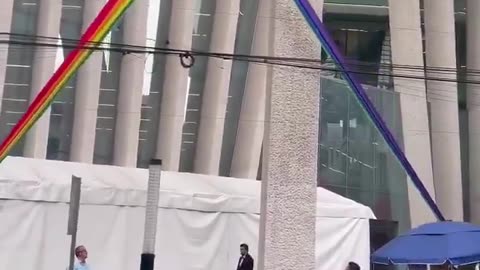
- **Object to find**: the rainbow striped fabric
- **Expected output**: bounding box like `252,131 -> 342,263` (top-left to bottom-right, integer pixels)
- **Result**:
0,0 -> 135,162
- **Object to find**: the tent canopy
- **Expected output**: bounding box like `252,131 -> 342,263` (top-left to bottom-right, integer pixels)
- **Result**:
0,157 -> 374,219
0,157 -> 375,270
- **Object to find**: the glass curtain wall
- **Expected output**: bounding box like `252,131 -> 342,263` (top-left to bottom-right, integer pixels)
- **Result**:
317,13 -> 411,231
318,77 -> 411,232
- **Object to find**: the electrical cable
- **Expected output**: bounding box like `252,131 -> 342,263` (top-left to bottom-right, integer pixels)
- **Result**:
1,32 -> 480,84
1,32 -> 473,75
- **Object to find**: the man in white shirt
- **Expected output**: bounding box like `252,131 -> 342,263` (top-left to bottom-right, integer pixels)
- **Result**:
73,245 -> 91,270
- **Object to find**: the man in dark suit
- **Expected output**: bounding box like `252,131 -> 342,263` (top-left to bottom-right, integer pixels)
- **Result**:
237,243 -> 254,270
346,261 -> 360,270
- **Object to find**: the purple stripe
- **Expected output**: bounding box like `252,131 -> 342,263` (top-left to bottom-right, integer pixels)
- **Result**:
294,0 -> 444,221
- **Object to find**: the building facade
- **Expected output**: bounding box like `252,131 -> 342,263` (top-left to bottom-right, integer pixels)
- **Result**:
0,0 -> 474,232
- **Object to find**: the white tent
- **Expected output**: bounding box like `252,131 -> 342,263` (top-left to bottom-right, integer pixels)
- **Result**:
0,157 -> 375,270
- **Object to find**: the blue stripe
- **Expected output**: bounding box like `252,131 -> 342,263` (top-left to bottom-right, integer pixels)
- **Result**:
292,0 -> 445,221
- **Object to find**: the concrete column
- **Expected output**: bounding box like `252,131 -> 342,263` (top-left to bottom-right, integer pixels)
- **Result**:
112,0 -> 149,167
424,0 -> 463,221
24,0 -> 62,159
467,0 -> 480,223
193,0 -> 241,175
257,0 -> 322,269
230,0 -> 270,179
69,0 -> 105,163
388,0 -> 436,226
0,0 -> 14,114
155,0 -> 195,171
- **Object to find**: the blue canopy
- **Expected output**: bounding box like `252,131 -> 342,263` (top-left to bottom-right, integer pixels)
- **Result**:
372,222 -> 480,266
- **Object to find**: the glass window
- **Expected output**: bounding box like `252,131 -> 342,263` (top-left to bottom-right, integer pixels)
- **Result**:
0,0 -> 40,156
318,76 -> 410,232
323,15 -> 387,86
46,0 -> 84,160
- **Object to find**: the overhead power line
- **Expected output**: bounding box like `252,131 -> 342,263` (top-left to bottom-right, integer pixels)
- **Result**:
0,32 -> 480,85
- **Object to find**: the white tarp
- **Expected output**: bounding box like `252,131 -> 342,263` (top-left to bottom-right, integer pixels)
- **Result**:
0,157 -> 375,270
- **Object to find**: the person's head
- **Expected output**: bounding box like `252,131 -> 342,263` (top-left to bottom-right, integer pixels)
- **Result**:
75,245 -> 88,262
346,261 -> 360,270
240,243 -> 249,256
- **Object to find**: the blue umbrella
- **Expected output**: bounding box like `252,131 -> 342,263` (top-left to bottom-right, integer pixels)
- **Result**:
372,222 -> 480,266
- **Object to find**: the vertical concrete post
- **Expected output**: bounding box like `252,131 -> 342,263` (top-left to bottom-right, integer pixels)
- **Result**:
258,0 -> 322,269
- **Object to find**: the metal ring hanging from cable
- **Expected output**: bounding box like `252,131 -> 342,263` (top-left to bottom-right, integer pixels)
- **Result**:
179,52 -> 195,68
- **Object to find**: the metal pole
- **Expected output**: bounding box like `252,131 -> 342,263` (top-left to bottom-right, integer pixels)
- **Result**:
67,176 -> 82,270
140,159 -> 162,270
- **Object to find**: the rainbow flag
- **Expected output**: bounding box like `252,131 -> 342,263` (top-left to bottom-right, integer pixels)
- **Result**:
0,0 -> 135,162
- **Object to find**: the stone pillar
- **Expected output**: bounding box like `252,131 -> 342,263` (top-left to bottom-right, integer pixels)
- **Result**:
230,0 -> 270,179
0,0 -> 14,114
155,0 -> 195,171
467,0 -> 480,223
424,0 -> 463,221
24,0 -> 63,158
194,0 -> 241,175
388,0 -> 437,226
112,0 -> 149,167
257,0 -> 322,269
70,0 -> 105,163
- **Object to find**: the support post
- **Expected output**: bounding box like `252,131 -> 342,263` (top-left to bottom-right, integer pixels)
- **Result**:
67,176 -> 82,270
140,159 -> 162,270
